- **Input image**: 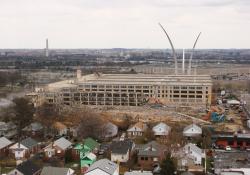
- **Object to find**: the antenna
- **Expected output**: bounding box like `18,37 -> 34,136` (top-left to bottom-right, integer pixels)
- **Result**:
159,23 -> 178,75
45,38 -> 49,57
188,32 -> 201,75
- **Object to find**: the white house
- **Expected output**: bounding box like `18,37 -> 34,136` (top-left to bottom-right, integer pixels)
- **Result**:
53,122 -> 68,136
127,122 -> 147,137
44,137 -> 72,158
183,124 -> 202,137
183,143 -> 204,165
85,159 -> 119,175
152,122 -> 171,136
110,140 -> 134,163
9,137 -> 38,159
41,166 -> 74,175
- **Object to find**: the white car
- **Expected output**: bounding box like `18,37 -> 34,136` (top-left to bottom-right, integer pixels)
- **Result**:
225,146 -> 231,151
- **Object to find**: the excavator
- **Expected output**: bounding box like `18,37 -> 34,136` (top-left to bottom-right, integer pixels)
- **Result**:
202,106 -> 225,122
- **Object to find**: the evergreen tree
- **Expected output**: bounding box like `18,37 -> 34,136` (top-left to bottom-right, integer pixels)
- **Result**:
160,153 -> 176,175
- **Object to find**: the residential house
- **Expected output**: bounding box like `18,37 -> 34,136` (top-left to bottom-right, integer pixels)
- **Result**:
127,122 -> 147,137
0,137 -> 12,157
152,122 -> 171,137
41,166 -> 74,175
125,171 -> 153,175
73,137 -> 99,160
7,160 -> 41,175
137,141 -> 167,169
84,137 -> 100,153
183,143 -> 204,165
110,139 -> 135,163
22,122 -> 43,136
174,143 -> 204,171
0,122 -> 17,138
183,124 -> 202,137
85,159 -> 119,175
102,122 -> 118,138
44,137 -> 72,158
9,137 -> 39,159
53,122 -> 68,136
69,125 -> 80,137
80,152 -> 97,170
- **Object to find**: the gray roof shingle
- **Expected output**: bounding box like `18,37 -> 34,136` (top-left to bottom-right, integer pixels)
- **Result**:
41,166 -> 72,175
86,159 -> 118,175
20,137 -> 38,149
0,137 -> 12,149
54,137 -> 72,150
110,140 -> 134,154
138,141 -> 166,157
16,160 -> 41,175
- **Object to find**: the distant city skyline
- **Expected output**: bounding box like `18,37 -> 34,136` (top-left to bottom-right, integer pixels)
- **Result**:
0,0 -> 250,49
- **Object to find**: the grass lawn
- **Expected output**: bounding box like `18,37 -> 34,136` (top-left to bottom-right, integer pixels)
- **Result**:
0,167 -> 14,174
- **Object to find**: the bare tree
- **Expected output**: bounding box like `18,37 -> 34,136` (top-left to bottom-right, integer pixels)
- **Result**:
77,109 -> 105,140
35,102 -> 59,125
35,103 -> 60,137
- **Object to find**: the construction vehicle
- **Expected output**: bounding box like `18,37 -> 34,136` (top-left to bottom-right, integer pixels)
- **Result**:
202,106 -> 225,122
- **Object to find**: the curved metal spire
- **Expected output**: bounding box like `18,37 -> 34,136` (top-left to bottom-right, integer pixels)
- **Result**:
188,32 -> 201,75
159,23 -> 178,75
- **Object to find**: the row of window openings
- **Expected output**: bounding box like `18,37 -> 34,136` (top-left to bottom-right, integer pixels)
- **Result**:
81,89 -> 208,94
140,157 -> 156,161
64,95 -> 204,100
80,85 -> 208,90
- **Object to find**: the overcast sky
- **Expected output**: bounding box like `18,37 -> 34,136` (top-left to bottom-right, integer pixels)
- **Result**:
0,0 -> 250,49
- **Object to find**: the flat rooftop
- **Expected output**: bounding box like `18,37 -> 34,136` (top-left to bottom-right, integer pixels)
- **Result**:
78,73 -> 212,85
45,73 -> 212,91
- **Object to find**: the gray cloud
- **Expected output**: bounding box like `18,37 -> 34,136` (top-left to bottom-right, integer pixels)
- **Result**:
0,0 -> 249,48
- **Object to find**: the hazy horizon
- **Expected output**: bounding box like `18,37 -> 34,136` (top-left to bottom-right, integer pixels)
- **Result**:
1,0 -> 250,49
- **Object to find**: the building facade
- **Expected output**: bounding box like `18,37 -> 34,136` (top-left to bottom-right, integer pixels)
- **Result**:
36,72 -> 212,107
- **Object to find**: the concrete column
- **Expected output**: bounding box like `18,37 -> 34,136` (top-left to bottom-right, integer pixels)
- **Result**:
136,93 -> 138,106
87,93 -> 90,105
112,93 -> 114,106
96,93 -> 98,106
104,93 -> 106,105
120,93 -> 122,106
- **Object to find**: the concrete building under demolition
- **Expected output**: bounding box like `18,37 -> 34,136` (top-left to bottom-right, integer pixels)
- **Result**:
36,71 -> 212,107
32,24 -> 212,108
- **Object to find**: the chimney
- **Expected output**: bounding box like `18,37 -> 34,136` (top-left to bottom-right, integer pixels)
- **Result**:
77,69 -> 82,79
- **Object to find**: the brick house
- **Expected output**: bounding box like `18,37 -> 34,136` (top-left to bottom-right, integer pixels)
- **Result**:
9,137 -> 39,159
212,133 -> 250,149
137,141 -> 167,169
0,137 -> 12,157
44,137 -> 72,159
